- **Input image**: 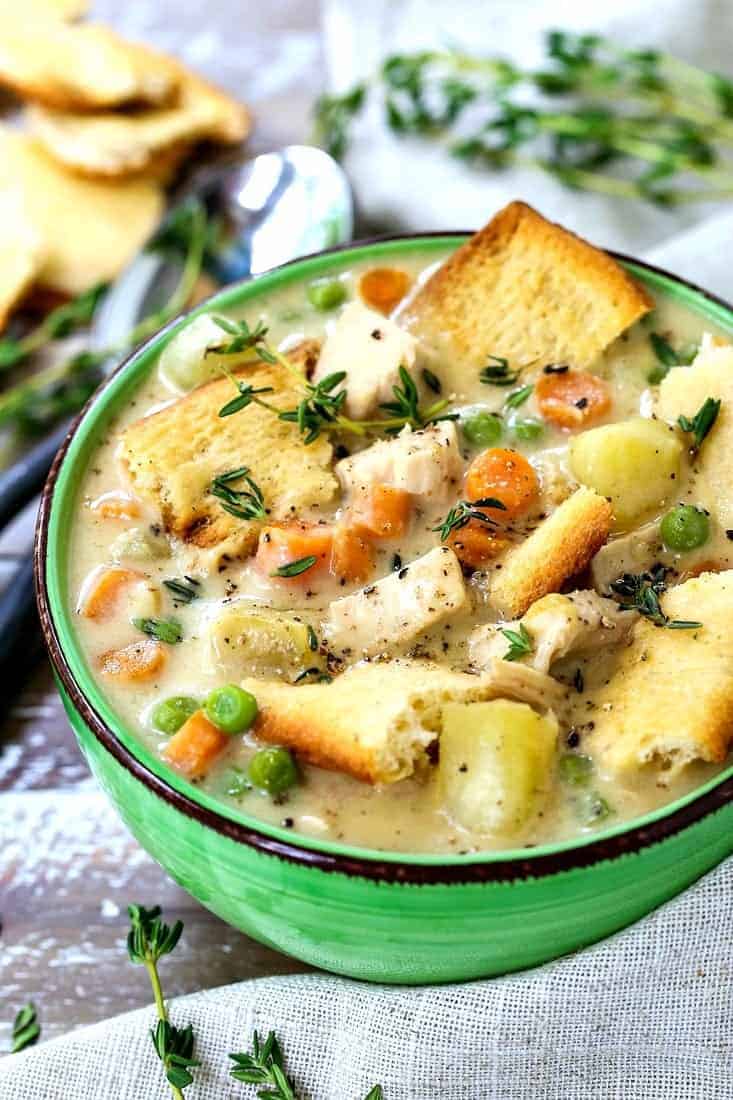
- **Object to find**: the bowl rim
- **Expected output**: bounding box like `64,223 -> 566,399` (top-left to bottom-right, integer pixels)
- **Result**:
35,231 -> 733,885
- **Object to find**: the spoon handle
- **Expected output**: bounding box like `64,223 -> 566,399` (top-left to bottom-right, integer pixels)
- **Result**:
0,421 -> 70,532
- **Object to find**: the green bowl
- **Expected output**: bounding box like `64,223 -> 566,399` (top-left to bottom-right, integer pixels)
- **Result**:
36,235 -> 733,984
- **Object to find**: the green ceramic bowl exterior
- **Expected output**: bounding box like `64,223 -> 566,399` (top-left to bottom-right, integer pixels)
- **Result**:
37,236 -> 733,984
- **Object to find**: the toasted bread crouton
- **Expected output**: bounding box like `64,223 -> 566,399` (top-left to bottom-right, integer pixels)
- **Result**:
0,17 -> 180,111
119,343 -> 338,556
0,196 -> 45,331
245,657 -> 563,784
404,201 -> 652,369
0,126 -> 163,295
587,571 -> 733,776
657,337 -> 733,528
490,487 -> 613,618
327,546 -> 467,659
26,65 -> 250,178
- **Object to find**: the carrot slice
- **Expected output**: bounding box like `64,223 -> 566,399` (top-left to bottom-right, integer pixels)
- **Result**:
359,268 -> 411,314
349,484 -> 412,539
90,492 -> 141,521
255,524 -> 333,581
99,639 -> 166,681
535,369 -> 612,429
331,524 -> 375,582
78,566 -> 145,621
163,710 -> 229,779
464,448 -> 539,520
447,520 -> 510,569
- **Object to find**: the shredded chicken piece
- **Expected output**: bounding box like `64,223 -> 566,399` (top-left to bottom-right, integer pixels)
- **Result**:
590,522 -> 663,595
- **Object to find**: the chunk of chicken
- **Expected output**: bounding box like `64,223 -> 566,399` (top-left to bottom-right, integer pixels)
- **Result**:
469,591 -> 637,674
590,522 -> 663,595
336,422 -> 463,502
311,300 -> 417,420
326,546 -> 467,658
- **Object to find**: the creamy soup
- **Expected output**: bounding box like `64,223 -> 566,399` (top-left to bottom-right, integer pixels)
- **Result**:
68,235 -> 733,855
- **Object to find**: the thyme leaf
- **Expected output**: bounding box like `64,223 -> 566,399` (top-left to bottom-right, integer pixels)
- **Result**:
210,467 -> 267,521
11,1002 -> 40,1053
133,617 -> 183,645
272,555 -> 318,578
207,316 -> 275,359
610,564 -> 701,629
501,622 -> 534,661
479,355 -> 520,387
504,383 -> 534,409
433,497 -> 507,541
163,577 -> 201,604
677,396 -> 721,452
421,366 -> 442,394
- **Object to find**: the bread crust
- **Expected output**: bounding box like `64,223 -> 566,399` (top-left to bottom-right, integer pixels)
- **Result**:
490,487 -> 613,618
119,340 -> 336,556
403,201 -> 652,369
587,571 -> 733,775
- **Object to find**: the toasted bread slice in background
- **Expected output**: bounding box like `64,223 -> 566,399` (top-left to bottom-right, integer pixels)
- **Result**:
0,17 -> 179,111
12,0 -> 89,18
27,66 -> 250,178
119,342 -> 337,556
490,487 -> 613,618
404,201 -> 652,370
246,657 -> 564,784
0,195 -> 46,332
587,571 -> 733,776
0,127 -> 163,295
657,336 -> 733,528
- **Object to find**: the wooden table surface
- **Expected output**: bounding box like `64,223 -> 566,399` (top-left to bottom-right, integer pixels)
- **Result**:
0,0 -> 322,1052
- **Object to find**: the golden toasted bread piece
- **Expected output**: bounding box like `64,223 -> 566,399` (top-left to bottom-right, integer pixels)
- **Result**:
404,201 -> 652,369
490,487 -> 613,618
0,17 -> 179,110
118,342 -> 337,556
587,571 -> 733,775
246,657 -> 563,784
0,195 -> 46,331
5,0 -> 89,19
27,65 -> 250,178
0,127 -> 163,295
657,336 -> 733,528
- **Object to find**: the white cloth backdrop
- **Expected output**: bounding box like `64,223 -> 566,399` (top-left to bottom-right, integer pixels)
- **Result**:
3,2 -> 733,1096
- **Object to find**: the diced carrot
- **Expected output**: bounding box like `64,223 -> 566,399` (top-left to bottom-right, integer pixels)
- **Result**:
78,566 -> 144,621
90,491 -> 141,521
535,369 -> 612,429
331,524 -> 375,582
464,448 -> 540,520
255,524 -> 333,581
349,484 -> 412,539
163,710 -> 229,779
447,520 -> 510,569
358,268 -> 411,314
98,639 -> 166,682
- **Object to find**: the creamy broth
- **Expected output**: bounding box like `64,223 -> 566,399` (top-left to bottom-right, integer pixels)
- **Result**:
68,246 -> 732,854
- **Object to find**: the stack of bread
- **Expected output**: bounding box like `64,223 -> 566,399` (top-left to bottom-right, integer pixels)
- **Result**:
0,0 -> 250,330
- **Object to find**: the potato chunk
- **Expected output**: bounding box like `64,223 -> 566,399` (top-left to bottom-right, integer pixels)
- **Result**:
206,605 -> 321,680
438,700 -> 559,835
569,416 -> 682,528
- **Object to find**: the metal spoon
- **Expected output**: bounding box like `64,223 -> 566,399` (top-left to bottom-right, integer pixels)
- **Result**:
0,144 -> 353,663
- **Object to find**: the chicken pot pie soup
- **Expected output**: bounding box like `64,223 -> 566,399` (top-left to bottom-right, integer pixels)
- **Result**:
69,202 -> 733,855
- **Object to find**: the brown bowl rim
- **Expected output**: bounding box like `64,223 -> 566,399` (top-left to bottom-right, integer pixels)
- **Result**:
34,232 -> 733,885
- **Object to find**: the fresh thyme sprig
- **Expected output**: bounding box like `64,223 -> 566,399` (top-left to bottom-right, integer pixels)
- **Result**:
10,1002 -> 40,1053
501,622 -> 533,661
0,283 -> 108,371
133,617 -> 183,645
314,31 -> 733,205
479,355 -> 521,387
127,905 -> 198,1099
210,467 -> 268,521
677,396 -> 721,452
610,564 -> 701,629
433,497 -> 507,541
229,1030 -> 383,1099
163,577 -> 201,604
379,364 -> 458,434
272,555 -> 318,578
504,383 -> 533,410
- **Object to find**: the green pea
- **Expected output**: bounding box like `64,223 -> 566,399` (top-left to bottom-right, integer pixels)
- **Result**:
585,792 -> 612,823
558,753 -> 594,786
660,504 -> 710,552
512,417 -> 544,442
204,685 -> 258,735
462,411 -> 502,446
152,695 -> 199,735
307,278 -> 347,311
248,746 -> 298,795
